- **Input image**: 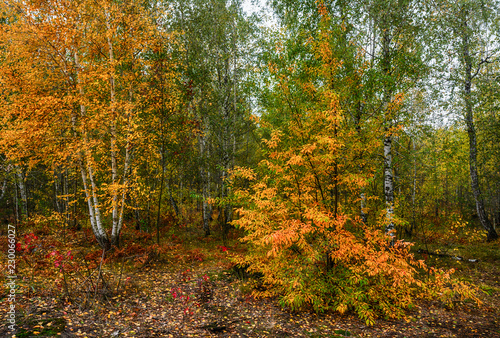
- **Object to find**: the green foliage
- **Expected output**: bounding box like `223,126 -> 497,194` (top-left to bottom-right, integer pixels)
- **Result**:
230,4 -> 482,324
233,129 -> 480,322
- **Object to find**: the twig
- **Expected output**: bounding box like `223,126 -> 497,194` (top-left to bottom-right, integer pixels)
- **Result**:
93,249 -> 106,305
116,256 -> 125,293
82,253 -> 97,291
61,266 -> 70,300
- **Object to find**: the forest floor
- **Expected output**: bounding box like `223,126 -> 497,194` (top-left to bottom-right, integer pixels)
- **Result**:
1,219 -> 499,337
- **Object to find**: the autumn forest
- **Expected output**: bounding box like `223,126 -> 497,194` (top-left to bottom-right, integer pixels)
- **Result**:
1,0 -> 499,337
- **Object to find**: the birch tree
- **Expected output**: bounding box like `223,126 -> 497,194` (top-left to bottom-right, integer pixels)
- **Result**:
363,0 -> 426,240
0,0 -> 181,248
229,5 -> 464,322
433,0 -> 499,241
169,0 -> 255,237
268,0 -> 427,240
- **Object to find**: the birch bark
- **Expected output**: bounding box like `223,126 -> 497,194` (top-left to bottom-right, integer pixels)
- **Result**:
460,8 -> 498,241
381,29 -> 395,241
106,9 -> 120,245
15,166 -> 28,220
74,50 -> 110,249
106,11 -> 131,247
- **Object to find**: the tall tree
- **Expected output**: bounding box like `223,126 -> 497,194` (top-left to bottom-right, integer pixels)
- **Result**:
168,0 -> 256,237
362,0 -> 426,240
433,0 -> 499,241
270,0 -> 428,241
232,6 -> 438,322
0,0 -> 181,248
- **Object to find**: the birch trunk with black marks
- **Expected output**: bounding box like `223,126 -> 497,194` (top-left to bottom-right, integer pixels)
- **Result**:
106,12 -> 132,247
0,176 -> 7,201
381,29 -> 395,241
74,50 -> 110,250
384,135 -> 395,238
411,139 -> 417,236
461,10 -> 498,241
107,10 -> 119,246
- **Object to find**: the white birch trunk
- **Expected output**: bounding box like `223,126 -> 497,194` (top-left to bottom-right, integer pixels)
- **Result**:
411,139 -> 417,234
111,90 -> 133,246
106,10 -> 120,245
0,177 -> 7,201
384,135 -> 395,240
360,191 -> 367,224
461,8 -> 498,241
74,50 -> 109,249
15,166 -> 28,220
381,28 -> 395,242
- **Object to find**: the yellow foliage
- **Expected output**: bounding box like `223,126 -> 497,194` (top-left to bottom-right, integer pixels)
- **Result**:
0,0 -> 182,247
229,5 -> 478,323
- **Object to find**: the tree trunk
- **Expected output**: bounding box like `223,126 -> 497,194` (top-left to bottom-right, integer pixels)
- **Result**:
461,10 -> 498,241
54,171 -> 62,214
199,134 -> 211,236
74,50 -> 110,250
106,10 -> 121,248
356,103 -> 367,224
15,166 -> 28,221
167,181 -> 180,216
411,139 -> 417,236
381,29 -> 395,242
111,89 -> 133,247
156,151 -> 165,245
384,135 -> 395,239
14,178 -> 19,224
220,57 -> 234,243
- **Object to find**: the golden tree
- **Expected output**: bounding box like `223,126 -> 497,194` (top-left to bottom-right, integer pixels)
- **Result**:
231,5 -> 475,323
0,0 -> 181,248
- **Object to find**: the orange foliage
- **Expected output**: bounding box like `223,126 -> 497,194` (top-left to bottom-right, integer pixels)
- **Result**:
0,0 -> 182,247
230,5 -> 477,324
